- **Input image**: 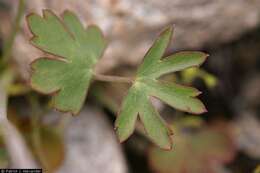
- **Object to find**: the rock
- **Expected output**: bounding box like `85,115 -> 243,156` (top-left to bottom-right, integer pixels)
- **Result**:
56,107 -> 128,173
3,0 -> 260,78
232,75 -> 260,158
233,112 -> 260,158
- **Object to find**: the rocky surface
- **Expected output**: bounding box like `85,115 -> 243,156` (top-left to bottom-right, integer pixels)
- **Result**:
2,0 -> 260,78
56,107 -> 128,173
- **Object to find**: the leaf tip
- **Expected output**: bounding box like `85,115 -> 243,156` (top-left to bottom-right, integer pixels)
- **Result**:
115,129 -> 129,144
164,25 -> 174,34
42,8 -> 55,18
52,103 -> 80,116
160,133 -> 173,150
157,139 -> 173,151
202,107 -> 208,113
25,12 -> 39,34
160,25 -> 174,40
62,9 -> 74,16
164,144 -> 173,150
192,103 -> 208,114
199,52 -> 209,66
114,122 -> 135,144
25,12 -> 36,23
61,9 -> 78,21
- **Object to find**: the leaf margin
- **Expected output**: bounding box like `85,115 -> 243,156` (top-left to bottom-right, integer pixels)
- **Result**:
26,9 -> 107,115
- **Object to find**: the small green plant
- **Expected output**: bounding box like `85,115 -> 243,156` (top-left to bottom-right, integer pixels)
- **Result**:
27,9 -> 207,149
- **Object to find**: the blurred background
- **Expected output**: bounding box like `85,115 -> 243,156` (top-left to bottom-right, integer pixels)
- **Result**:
0,0 -> 260,172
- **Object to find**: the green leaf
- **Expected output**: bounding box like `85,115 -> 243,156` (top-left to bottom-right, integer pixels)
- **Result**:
115,26 -> 207,149
27,10 -> 106,114
181,67 -> 218,88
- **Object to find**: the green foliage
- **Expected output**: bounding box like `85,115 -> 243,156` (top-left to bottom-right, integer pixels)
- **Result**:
181,67 -> 218,88
27,10 -> 106,115
115,27 -> 207,149
27,10 -> 207,148
149,120 -> 235,173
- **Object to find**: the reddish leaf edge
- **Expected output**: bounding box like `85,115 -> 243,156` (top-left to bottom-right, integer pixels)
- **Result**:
26,9 -> 107,116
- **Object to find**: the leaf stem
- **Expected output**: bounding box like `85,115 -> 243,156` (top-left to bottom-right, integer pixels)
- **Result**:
93,73 -> 133,83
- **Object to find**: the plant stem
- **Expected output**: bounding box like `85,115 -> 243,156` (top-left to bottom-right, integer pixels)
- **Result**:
0,0 -> 25,71
93,73 -> 133,83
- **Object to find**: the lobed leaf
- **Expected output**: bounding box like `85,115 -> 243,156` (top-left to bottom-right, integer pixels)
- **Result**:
27,10 -> 106,115
116,26 -> 207,149
27,10 -> 207,148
